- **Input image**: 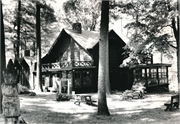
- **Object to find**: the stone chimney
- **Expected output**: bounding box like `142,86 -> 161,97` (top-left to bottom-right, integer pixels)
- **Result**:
72,23 -> 82,34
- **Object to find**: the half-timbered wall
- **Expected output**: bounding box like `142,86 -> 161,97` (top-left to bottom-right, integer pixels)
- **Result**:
60,38 -> 93,67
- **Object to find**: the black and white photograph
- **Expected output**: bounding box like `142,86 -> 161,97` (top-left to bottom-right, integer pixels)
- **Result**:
0,0 -> 179,123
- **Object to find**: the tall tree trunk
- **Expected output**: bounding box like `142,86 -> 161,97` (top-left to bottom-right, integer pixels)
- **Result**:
0,1 -> 6,114
14,0 -> 21,58
168,1 -> 179,91
105,3 -> 111,94
97,0 -> 110,115
171,15 -> 179,92
106,35 -> 111,94
173,18 -> 179,91
17,0 -> 21,58
178,0 -> 180,91
36,4 -> 43,92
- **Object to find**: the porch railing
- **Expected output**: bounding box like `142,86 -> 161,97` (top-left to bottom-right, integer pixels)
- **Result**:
41,61 -> 93,69
41,62 -> 60,69
60,61 -> 93,68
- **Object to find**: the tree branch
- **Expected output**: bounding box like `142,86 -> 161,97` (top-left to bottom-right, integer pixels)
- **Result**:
165,40 -> 177,49
172,17 -> 178,41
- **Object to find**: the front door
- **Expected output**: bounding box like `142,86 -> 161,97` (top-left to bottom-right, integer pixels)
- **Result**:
74,71 -> 82,88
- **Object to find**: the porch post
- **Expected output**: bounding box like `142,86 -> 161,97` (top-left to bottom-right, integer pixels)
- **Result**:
67,79 -> 72,95
58,79 -> 62,93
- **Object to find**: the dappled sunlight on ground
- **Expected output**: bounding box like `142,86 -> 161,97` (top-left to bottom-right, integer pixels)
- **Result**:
73,114 -> 90,121
171,112 -> 180,117
20,92 -> 97,114
141,118 -> 156,123
1,92 -> 179,124
116,110 -> 142,114
107,94 -> 172,114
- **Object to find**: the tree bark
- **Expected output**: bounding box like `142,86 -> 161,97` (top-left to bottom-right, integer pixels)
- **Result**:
168,1 -> 179,91
178,0 -> 180,91
171,9 -> 179,91
106,33 -> 111,94
0,2 -> 6,71
1,1 -> 6,114
105,3 -> 111,94
14,0 -> 21,58
36,4 -> 43,92
97,0 -> 110,115
17,0 -> 21,58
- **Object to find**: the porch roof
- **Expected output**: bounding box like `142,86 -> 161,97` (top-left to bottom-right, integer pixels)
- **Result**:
121,63 -> 172,69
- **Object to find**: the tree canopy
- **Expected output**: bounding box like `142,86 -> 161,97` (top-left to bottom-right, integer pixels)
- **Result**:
110,0 -> 178,64
3,0 -> 57,57
62,0 -> 101,31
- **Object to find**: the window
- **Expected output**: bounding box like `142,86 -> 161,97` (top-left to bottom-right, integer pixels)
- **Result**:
158,67 -> 166,78
150,68 -> 157,78
142,69 -> 145,78
146,68 -> 157,79
74,73 -> 81,79
134,68 -> 145,81
83,71 -> 90,78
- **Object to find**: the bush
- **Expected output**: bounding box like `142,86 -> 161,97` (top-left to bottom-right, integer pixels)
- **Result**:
56,93 -> 70,101
122,81 -> 146,100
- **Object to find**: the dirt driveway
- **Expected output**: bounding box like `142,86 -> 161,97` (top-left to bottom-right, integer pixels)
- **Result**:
0,92 -> 179,124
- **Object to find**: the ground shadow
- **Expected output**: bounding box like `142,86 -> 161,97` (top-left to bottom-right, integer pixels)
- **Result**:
18,93 -> 179,124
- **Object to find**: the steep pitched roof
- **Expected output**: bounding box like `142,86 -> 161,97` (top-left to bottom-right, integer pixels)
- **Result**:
42,28 -> 128,64
64,29 -> 99,49
110,28 -> 130,45
48,28 -> 128,54
46,28 -> 99,56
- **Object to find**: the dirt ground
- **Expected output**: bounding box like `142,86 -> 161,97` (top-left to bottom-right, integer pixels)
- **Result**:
0,92 -> 180,124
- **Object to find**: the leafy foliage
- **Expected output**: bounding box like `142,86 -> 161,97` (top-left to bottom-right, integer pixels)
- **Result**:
3,0 -> 57,56
111,0 -> 178,63
62,0 -> 101,31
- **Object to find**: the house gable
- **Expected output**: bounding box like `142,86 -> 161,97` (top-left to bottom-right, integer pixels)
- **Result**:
42,28 -> 96,64
60,38 -> 93,68
42,29 -> 127,68
61,41 -> 93,62
109,30 -> 122,40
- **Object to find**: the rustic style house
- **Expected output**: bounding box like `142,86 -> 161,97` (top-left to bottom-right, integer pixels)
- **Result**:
33,23 -> 127,93
32,23 -> 172,93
